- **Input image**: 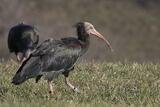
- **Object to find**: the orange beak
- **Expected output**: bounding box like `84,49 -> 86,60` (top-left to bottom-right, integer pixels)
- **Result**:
88,28 -> 113,52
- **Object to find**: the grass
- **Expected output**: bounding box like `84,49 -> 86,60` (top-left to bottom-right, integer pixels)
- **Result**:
0,59 -> 160,107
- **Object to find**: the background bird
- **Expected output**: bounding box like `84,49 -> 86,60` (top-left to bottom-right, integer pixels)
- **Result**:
8,22 -> 39,62
12,22 -> 113,95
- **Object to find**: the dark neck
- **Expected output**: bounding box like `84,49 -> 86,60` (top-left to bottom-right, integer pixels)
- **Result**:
77,27 -> 90,54
78,33 -> 89,42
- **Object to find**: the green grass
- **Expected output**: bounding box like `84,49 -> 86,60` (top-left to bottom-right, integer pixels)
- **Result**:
0,59 -> 160,107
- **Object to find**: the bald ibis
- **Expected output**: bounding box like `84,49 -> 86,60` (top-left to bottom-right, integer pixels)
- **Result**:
12,22 -> 113,95
8,23 -> 39,62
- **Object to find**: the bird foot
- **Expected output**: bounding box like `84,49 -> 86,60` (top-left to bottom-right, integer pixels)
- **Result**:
73,87 -> 81,93
48,90 -> 59,98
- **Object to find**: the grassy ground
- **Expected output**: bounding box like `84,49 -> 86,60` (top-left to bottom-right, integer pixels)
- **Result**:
0,59 -> 160,107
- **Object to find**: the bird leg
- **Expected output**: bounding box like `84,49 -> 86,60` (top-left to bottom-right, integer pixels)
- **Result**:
64,77 -> 80,93
47,80 -> 54,95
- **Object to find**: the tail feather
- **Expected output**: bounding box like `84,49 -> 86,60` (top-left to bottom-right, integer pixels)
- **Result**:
12,56 -> 42,85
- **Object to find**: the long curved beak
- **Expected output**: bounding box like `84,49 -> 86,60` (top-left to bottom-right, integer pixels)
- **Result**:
89,29 -> 114,52
16,50 -> 31,63
16,52 -> 24,62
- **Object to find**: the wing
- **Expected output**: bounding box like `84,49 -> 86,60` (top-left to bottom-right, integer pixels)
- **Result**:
33,37 -> 82,71
32,38 -> 58,56
32,37 -> 82,56
12,37 -> 82,84
42,38 -> 82,71
12,55 -> 42,85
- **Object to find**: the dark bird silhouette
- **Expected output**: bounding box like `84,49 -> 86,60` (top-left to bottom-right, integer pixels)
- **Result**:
12,22 -> 113,95
8,23 -> 39,62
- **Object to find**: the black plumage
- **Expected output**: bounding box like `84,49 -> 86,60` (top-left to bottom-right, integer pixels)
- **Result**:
8,23 -> 39,62
12,22 -> 113,94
